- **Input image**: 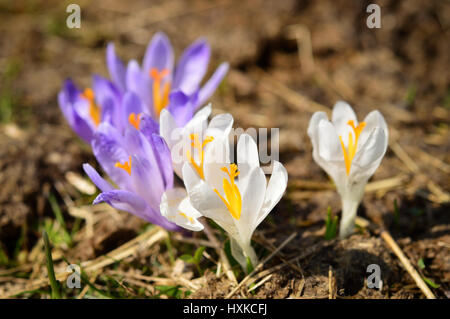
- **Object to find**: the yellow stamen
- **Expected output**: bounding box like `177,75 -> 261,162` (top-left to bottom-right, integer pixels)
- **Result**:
214,164 -> 242,220
115,156 -> 132,175
186,133 -> 214,179
339,120 -> 366,175
149,68 -> 171,117
128,112 -> 142,130
179,212 -> 194,223
80,88 -> 101,127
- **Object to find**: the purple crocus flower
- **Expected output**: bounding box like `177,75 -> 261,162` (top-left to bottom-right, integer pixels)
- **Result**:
107,31 -> 229,126
59,32 -> 228,144
58,75 -> 122,143
82,114 -> 180,231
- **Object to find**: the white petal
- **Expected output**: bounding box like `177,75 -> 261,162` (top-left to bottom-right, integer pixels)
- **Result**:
237,134 -> 260,185
255,161 -> 288,228
203,135 -> 230,190
205,113 -> 234,139
359,110 -> 388,148
182,163 -> 235,232
159,109 -> 178,149
237,166 -> 266,244
317,120 -> 343,162
160,188 -> 204,231
185,104 -> 212,131
332,101 -> 357,138
351,127 -> 387,183
307,111 -> 329,147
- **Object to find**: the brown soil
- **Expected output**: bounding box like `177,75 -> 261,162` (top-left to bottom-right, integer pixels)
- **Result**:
0,0 -> 448,298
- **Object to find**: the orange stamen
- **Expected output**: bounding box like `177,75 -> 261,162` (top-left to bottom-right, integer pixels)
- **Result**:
186,134 -> 214,179
115,156 -> 132,175
214,164 -> 242,220
339,120 -> 366,175
149,68 -> 171,116
80,88 -> 101,127
128,112 -> 142,130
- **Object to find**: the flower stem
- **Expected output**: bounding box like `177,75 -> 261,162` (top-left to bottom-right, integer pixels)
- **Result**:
339,198 -> 359,238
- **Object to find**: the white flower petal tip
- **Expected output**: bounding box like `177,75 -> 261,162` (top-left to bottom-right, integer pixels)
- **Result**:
307,102 -> 388,238
160,188 -> 204,232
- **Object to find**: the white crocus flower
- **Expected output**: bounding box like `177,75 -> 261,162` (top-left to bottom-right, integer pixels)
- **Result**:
180,133 -> 288,270
307,101 -> 388,238
159,105 -> 234,231
160,103 -> 233,179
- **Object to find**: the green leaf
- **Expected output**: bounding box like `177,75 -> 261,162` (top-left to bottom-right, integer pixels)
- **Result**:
418,258 -> 425,270
246,257 -> 254,274
156,285 -> 183,298
422,277 -> 440,289
179,254 -> 194,263
193,246 -> 206,264
324,207 -> 338,240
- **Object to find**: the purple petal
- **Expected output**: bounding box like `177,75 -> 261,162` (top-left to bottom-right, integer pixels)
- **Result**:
130,154 -> 165,212
150,133 -> 174,190
124,129 -> 167,203
93,190 -> 148,219
166,90 -> 195,127
126,60 -> 153,116
196,62 -> 229,109
142,32 -> 174,75
83,163 -> 114,192
58,80 -> 95,143
122,91 -> 144,130
139,114 -> 160,137
93,189 -> 181,231
172,38 -> 210,95
92,75 -> 121,103
93,74 -> 122,126
106,43 -> 126,92
58,80 -> 78,127
92,123 -> 130,187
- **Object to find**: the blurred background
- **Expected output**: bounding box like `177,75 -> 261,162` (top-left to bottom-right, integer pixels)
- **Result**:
0,0 -> 449,298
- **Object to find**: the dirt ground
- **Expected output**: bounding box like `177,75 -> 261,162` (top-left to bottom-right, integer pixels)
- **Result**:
0,0 -> 449,299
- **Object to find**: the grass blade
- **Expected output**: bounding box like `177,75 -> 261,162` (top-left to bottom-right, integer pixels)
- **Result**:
42,230 -> 61,299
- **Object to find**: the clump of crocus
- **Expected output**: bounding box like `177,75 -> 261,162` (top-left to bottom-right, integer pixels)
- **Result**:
307,101 -> 388,238
83,114 -> 180,231
58,31 -> 228,144
161,131 -> 288,270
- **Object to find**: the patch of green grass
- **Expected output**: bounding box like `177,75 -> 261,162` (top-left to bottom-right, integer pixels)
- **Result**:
180,246 -> 206,276
155,285 -> 191,299
0,244 -> 10,266
43,230 -> 61,299
0,59 -> 22,123
324,206 -> 338,240
164,234 -> 175,265
417,258 -> 440,289
47,193 -> 72,246
246,256 -> 254,274
404,84 -> 417,107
